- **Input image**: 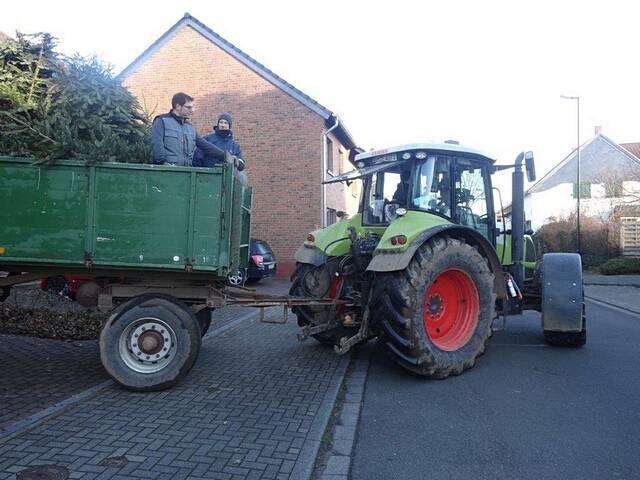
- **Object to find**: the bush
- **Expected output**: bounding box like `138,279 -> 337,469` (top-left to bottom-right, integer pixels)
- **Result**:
581,255 -> 609,268
0,32 -> 150,164
534,213 -> 618,261
599,257 -> 640,275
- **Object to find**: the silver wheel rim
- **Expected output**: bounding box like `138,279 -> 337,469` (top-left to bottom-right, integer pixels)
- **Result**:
118,317 -> 177,373
228,270 -> 244,286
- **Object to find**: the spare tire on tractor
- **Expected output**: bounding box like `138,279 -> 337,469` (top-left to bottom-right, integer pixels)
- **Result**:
372,236 -> 496,378
290,263 -> 353,346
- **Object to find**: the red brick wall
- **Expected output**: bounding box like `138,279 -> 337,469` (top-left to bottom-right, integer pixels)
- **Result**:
123,25 -> 353,276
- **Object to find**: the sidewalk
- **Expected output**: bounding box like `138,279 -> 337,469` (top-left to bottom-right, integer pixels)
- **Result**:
583,272 -> 640,314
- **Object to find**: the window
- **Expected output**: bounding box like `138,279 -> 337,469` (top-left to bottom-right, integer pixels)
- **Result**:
572,183 -> 591,199
326,208 -> 337,226
605,181 -> 623,198
412,156 -> 452,218
326,137 -> 334,174
363,167 -> 409,225
453,159 -> 491,239
339,148 -> 346,174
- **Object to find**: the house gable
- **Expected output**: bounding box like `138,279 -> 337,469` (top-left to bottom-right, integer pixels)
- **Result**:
118,13 -> 356,150
528,134 -> 640,194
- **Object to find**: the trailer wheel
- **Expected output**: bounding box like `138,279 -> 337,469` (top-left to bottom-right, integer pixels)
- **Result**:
372,236 -> 496,378
100,294 -> 201,392
290,263 -> 352,346
196,307 -> 213,337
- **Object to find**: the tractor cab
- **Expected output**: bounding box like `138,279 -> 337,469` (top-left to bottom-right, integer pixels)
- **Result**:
327,142 -> 498,244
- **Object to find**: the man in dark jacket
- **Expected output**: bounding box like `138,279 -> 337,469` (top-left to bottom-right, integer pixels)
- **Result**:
193,113 -> 243,167
151,92 -> 224,166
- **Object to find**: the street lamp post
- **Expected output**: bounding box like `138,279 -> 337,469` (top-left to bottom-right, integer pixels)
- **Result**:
561,95 -> 580,255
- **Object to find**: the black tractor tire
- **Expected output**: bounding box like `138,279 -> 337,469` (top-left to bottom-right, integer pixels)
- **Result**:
99,294 -> 201,392
290,263 -> 353,346
196,307 -> 213,337
372,236 -> 496,378
541,253 -> 586,348
544,301 -> 586,347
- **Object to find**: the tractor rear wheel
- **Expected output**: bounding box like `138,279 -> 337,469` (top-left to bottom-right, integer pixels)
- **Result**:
290,263 -> 352,346
372,236 -> 496,378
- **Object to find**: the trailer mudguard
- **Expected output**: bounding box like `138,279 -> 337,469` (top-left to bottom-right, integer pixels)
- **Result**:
541,253 -> 583,332
367,225 -> 507,299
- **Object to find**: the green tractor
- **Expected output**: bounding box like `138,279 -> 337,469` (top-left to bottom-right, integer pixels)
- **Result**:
291,142 -> 585,378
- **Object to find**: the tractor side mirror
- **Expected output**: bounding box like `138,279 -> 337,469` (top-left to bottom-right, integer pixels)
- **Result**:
525,151 -> 536,182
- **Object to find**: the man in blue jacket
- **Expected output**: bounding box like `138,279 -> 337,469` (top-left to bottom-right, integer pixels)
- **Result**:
151,92 -> 224,166
193,113 -> 243,167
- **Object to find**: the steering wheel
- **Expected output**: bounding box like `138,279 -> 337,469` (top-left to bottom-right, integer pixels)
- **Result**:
383,200 -> 404,222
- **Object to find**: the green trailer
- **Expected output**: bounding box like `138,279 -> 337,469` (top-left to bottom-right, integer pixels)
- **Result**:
0,153 -> 259,390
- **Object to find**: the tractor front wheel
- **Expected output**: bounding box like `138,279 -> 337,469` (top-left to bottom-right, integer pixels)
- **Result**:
372,236 -> 496,378
290,263 -> 353,346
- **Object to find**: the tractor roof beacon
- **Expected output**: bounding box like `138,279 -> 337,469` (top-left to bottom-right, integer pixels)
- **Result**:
291,142 -> 585,378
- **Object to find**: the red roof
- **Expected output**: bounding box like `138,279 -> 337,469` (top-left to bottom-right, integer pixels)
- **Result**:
620,142 -> 640,159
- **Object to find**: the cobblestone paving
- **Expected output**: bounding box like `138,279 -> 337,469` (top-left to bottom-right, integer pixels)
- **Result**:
0,289 -> 257,434
0,335 -> 109,430
0,279 -> 290,432
0,306 -> 349,479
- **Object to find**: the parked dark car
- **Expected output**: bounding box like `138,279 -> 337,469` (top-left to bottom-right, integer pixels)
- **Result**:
247,238 -> 277,282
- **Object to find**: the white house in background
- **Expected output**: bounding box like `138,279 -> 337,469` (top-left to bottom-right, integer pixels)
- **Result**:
503,132 -> 640,254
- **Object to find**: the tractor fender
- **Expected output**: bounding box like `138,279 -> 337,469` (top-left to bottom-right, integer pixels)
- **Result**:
367,225 -> 507,299
294,244 -> 326,267
541,253 -> 583,332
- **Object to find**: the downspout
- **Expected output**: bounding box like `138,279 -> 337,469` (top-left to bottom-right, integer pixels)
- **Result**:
321,116 -> 340,227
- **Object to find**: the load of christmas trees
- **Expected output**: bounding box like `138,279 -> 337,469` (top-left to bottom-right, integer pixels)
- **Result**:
0,32 -> 150,163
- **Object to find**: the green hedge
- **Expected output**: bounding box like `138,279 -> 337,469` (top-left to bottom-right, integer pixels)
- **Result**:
599,257 -> 640,275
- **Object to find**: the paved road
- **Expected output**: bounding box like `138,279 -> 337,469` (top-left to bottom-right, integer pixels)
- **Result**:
351,302 -> 640,480
1,283 -> 350,480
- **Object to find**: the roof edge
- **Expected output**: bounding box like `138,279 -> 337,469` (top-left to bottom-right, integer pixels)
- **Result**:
117,13 -> 334,121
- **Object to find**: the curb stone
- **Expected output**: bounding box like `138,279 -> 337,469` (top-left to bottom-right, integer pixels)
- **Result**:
312,345 -> 372,480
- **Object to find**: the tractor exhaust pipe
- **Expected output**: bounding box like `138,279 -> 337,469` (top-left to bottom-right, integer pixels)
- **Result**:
511,152 -> 526,289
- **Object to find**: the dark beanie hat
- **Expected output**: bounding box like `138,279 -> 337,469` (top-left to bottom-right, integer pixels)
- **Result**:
217,112 -> 232,128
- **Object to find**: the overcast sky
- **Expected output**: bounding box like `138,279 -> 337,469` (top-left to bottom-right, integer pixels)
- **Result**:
3,0 -> 639,197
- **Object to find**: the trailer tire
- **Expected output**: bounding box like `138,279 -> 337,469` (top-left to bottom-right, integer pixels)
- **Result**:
290,263 -> 352,346
372,236 -> 496,378
100,294 -> 201,392
196,307 -> 213,337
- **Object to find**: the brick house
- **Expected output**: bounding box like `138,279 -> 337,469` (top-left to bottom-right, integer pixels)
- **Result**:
119,13 -> 360,276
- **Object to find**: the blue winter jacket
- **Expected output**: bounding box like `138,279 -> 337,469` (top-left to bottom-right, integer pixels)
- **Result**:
193,129 -> 243,167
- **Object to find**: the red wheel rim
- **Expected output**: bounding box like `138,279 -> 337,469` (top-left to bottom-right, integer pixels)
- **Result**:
423,268 -> 480,351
